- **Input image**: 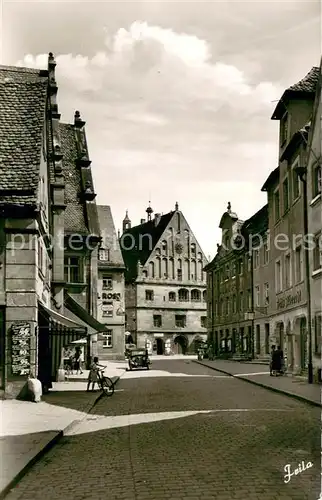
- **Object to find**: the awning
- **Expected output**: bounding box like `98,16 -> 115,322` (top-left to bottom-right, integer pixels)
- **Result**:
39,302 -> 85,330
64,291 -> 108,335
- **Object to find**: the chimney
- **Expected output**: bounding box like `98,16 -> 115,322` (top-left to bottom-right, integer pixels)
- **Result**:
154,213 -> 161,226
140,218 -> 146,224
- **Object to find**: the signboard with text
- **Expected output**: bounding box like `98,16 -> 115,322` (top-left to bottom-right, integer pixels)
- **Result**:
11,322 -> 31,376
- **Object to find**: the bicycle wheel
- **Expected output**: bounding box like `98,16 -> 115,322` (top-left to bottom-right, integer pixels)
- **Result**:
102,376 -> 114,396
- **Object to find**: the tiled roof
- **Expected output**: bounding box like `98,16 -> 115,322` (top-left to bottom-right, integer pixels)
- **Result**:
272,66 -> 319,119
97,205 -> 125,266
261,166 -> 279,192
121,211 -> 174,280
59,123 -> 89,234
241,204 -> 268,238
0,65 -> 48,207
288,66 -> 320,92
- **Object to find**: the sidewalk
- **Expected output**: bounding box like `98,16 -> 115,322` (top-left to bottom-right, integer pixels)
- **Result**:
195,359 -> 321,407
0,361 -> 127,499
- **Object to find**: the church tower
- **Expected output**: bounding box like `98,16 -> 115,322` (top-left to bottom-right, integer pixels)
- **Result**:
122,210 -> 131,233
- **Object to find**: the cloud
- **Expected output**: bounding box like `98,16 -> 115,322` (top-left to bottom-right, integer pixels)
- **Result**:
16,21 -> 285,256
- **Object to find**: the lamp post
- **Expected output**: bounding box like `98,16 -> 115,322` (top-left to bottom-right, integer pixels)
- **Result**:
295,165 -> 313,384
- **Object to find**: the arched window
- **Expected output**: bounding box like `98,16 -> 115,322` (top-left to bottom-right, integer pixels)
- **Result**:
156,257 -> 161,278
178,288 -> 189,301
169,257 -> 175,279
162,240 -> 167,254
191,289 -> 201,302
197,252 -> 202,260
191,243 -> 196,256
184,258 -> 190,281
142,269 -> 148,278
198,259 -> 203,280
149,261 -> 155,278
203,290 -> 207,302
191,259 -> 197,280
162,258 -> 168,277
169,291 -> 176,302
177,258 -> 182,281
155,248 -> 161,256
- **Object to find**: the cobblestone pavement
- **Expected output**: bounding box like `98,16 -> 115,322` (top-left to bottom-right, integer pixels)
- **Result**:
6,360 -> 320,500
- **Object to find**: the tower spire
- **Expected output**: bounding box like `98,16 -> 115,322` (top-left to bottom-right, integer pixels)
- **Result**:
122,210 -> 131,233
146,201 -> 153,221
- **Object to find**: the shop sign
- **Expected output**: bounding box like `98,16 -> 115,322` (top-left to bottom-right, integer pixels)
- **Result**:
11,322 -> 31,376
277,290 -> 301,310
154,333 -> 164,338
102,292 -> 121,301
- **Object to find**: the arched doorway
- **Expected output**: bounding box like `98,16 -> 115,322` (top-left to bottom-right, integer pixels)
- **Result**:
156,338 -> 164,355
174,335 -> 188,354
193,335 -> 204,353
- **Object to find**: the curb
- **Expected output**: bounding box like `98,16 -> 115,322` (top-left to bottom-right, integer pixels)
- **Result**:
194,360 -> 321,408
0,375 -> 121,499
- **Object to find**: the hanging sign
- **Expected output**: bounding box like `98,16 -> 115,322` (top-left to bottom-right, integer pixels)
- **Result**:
102,292 -> 121,301
11,322 -> 31,375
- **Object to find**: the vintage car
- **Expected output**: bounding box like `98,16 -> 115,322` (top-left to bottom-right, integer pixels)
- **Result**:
126,347 -> 151,371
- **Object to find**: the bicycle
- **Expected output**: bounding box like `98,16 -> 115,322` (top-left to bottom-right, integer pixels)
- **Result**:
97,368 -> 115,397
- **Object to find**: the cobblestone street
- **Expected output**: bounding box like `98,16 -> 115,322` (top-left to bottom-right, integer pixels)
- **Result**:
6,359 -> 320,500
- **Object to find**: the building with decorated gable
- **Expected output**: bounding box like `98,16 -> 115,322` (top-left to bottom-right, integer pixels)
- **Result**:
261,65 -> 319,375
0,54 -> 108,398
95,205 -> 126,359
120,203 -> 208,355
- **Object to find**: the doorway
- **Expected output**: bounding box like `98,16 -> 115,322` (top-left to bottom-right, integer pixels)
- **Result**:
174,335 -> 188,354
156,338 -> 164,355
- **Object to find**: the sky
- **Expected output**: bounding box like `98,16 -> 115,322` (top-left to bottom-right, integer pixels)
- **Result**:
1,0 -> 321,259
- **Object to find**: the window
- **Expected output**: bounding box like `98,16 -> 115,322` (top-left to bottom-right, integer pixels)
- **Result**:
145,290 -> 154,301
274,189 -> 280,222
178,288 -> 189,301
292,161 -> 300,200
162,240 -> 167,254
314,315 -> 321,355
239,291 -> 243,312
256,325 -> 260,355
232,262 -> 236,278
264,282 -> 269,305
203,290 -> 206,302
284,253 -> 292,288
254,249 -> 260,269
153,315 -> 162,327
38,238 -> 44,276
102,329 -> 113,348
225,263 -> 230,280
102,275 -> 113,290
99,248 -> 110,261
232,295 -> 236,313
247,289 -> 252,309
201,316 -> 207,328
102,302 -> 113,317
255,285 -> 260,307
191,243 -> 196,256
313,163 -> 322,198
177,269 -> 182,281
239,259 -> 244,275
265,323 -> 270,354
191,289 -> 201,301
313,232 -> 322,271
283,176 -> 289,212
226,297 -> 230,315
280,112 -> 288,145
295,246 -> 303,283
169,291 -> 176,302
275,259 -> 282,293
175,315 -> 186,327
263,242 -> 269,265
64,256 -> 82,283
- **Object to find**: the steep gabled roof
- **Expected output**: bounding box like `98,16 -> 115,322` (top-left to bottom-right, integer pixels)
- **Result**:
60,122 -> 100,237
261,166 -> 279,192
121,211 -> 174,280
97,205 -> 125,268
272,66 -> 319,120
0,65 -> 48,208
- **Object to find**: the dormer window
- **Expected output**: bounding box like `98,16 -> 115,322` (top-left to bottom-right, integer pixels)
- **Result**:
281,112 -> 288,146
99,248 -> 110,261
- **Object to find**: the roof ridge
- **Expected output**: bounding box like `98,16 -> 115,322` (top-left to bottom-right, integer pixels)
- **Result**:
0,64 -> 43,74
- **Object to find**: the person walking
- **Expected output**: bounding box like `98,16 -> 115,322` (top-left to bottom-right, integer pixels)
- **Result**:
74,347 -> 83,375
269,345 -> 276,376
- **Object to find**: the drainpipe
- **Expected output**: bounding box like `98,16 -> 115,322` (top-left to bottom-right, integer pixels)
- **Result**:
250,250 -> 255,360
295,165 -> 313,383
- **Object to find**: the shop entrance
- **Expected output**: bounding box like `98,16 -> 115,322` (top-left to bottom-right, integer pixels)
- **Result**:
174,335 -> 188,354
156,338 -> 164,355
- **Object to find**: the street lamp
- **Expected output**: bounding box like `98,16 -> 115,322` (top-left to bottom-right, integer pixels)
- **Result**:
295,165 -> 313,384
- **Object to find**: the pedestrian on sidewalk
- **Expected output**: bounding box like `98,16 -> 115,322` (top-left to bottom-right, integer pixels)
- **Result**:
271,345 -> 282,375
74,347 -> 83,375
269,345 -> 275,376
87,356 -> 104,392
276,345 -> 285,374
